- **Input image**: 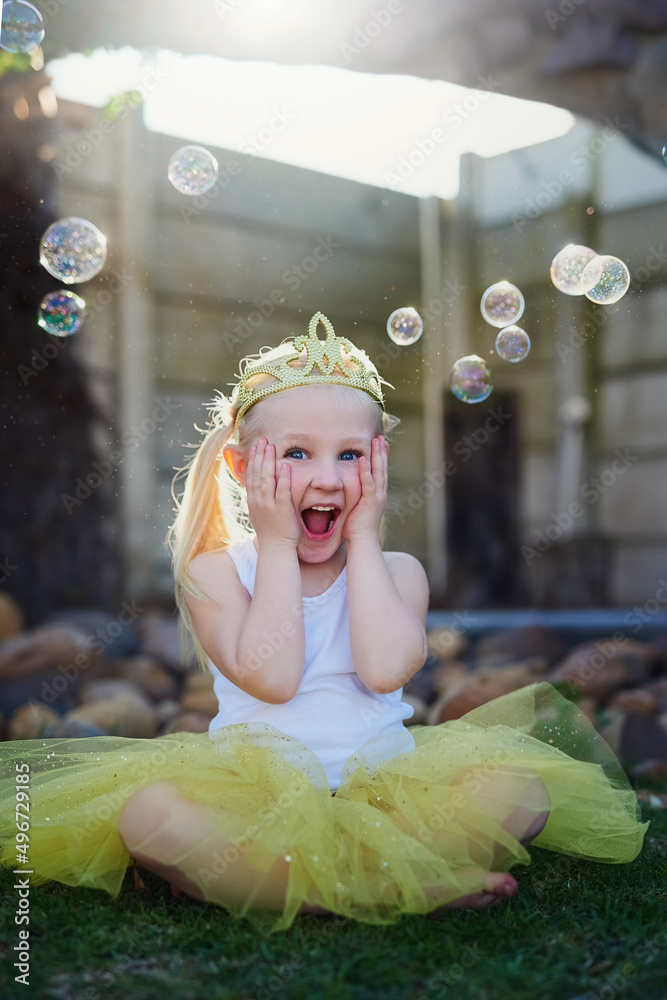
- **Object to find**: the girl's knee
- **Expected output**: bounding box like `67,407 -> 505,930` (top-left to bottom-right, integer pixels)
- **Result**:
118,781 -> 182,851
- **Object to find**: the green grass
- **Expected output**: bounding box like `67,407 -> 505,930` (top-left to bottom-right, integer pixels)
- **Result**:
1,804 -> 666,1000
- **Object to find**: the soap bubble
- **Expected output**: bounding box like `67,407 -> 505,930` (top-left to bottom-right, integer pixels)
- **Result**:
0,1 -> 44,53
168,145 -> 219,196
495,325 -> 531,363
662,141 -> 667,164
449,355 -> 494,404
39,217 -> 107,284
550,244 -> 600,295
386,307 -> 423,346
583,255 -> 630,305
480,281 -> 524,328
38,290 -> 86,337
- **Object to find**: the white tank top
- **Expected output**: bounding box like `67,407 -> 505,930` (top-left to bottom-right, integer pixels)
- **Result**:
208,536 -> 415,790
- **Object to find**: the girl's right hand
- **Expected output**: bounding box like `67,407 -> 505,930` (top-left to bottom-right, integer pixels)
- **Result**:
246,439 -> 301,548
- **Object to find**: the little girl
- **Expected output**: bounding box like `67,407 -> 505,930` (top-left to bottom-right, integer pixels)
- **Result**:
0,312 -> 648,934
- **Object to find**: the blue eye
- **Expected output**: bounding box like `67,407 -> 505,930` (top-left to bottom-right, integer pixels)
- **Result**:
340,450 -> 362,461
283,448 -> 305,460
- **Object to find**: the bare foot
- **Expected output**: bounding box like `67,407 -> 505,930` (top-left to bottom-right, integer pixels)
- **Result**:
430,871 -> 519,913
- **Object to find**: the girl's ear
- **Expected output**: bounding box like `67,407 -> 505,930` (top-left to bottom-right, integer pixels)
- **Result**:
222,444 -> 248,486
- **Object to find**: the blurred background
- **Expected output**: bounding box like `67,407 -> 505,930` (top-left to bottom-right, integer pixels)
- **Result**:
2,0 -> 667,622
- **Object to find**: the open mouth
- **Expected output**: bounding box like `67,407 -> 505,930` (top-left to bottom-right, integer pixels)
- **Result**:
300,506 -> 341,540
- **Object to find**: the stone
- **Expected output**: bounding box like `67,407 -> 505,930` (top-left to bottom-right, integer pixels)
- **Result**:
474,625 -> 565,668
79,679 -> 143,704
154,698 -> 182,728
42,718 -> 108,738
0,591 -> 24,642
631,760 -> 667,785
113,655 -> 178,702
608,689 -> 657,716
548,638 -> 659,701
161,711 -> 211,735
66,691 -> 157,738
181,688 -> 219,718
136,609 -> 195,673
8,702 -> 59,740
401,692 -> 427,725
44,608 -> 142,661
0,624 -> 102,682
428,662 -> 546,724
184,670 -> 216,692
426,627 -> 467,662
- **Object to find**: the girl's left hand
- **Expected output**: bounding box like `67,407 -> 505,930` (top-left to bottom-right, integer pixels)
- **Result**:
342,436 -> 389,541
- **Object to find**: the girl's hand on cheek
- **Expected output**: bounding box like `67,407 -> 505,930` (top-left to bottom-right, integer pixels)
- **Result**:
342,436 -> 389,542
246,440 -> 301,548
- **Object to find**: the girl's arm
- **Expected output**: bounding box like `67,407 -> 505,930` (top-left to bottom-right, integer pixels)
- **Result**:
186,542 -> 305,705
346,539 -> 429,694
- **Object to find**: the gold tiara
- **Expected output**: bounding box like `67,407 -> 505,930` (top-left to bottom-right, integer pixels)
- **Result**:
233,312 -> 392,430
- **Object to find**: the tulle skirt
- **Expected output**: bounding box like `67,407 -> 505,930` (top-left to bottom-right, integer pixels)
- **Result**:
0,682 -> 648,933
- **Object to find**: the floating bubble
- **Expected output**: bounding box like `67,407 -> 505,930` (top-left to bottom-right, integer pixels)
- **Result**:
39,217 -> 107,284
386,307 -> 423,346
583,255 -> 630,305
662,141 -> 667,164
38,290 -> 86,337
0,1 -> 44,53
550,244 -> 600,295
449,355 -> 494,404
480,281 -> 524,328
168,145 -> 219,196
495,325 -> 531,363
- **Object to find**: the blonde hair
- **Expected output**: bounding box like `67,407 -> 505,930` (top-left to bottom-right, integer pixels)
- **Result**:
166,343 -> 400,670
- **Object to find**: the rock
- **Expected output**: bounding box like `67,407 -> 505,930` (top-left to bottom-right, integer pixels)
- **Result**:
474,625 -> 565,668
160,712 -> 211,735
113,656 -> 178,702
0,624 -> 102,682
426,627 -> 467,662
0,592 -> 24,642
647,678 -> 667,712
630,760 -> 667,784
136,609 -> 195,673
44,608 -> 142,661
42,718 -> 108,738
184,670 -> 215,692
428,662 -> 545,724
79,679 -> 143,704
154,698 -> 182,728
401,692 -> 427,725
66,691 -> 157,738
8,702 -> 59,740
548,638 -> 659,701
181,688 -> 218,718
608,689 -> 657,716
619,712 -> 667,770
430,661 -> 470,697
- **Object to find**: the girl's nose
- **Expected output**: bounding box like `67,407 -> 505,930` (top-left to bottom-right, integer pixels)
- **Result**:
310,459 -> 343,490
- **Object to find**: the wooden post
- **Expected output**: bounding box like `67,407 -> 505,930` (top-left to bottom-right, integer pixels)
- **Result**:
115,111 -> 155,596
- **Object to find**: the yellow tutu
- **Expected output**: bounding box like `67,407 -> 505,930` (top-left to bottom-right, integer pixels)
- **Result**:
0,682 -> 648,934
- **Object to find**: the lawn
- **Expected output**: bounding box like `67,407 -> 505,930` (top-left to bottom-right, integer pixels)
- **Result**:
1,802 -> 666,1000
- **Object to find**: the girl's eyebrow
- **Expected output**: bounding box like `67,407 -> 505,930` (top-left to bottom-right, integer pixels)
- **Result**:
278,435 -> 370,446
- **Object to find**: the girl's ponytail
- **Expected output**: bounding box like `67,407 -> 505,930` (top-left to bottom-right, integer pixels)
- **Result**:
166,394 -> 250,669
